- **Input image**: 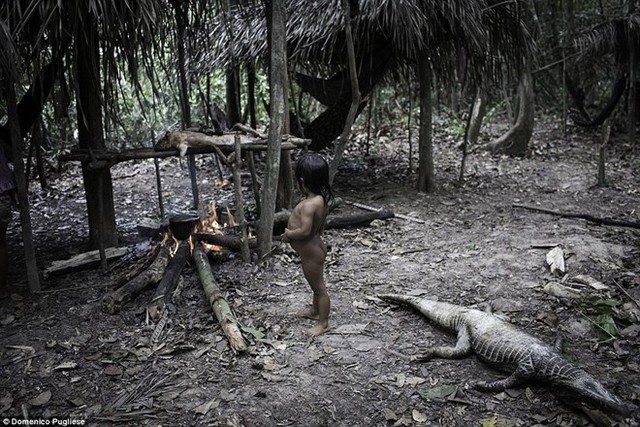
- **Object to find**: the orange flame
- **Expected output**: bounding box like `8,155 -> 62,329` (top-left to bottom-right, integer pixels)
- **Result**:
226,206 -> 238,227
159,231 -> 181,257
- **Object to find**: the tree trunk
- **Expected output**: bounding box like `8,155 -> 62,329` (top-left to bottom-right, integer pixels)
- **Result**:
459,86 -> 487,183
329,0 -> 362,185
247,64 -> 258,129
258,0 -> 287,257
76,8 -> 118,249
483,66 -> 535,157
224,0 -> 242,126
0,34 -> 41,292
628,0 -> 637,144
417,53 -> 435,192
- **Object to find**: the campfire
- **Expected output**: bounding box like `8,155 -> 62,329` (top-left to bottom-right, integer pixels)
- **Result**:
97,197 -> 399,355
101,201 -> 254,352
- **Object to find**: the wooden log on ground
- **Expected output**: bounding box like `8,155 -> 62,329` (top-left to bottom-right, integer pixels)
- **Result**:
102,246 -> 170,314
512,204 -> 640,229
193,243 -> 247,353
147,241 -> 190,321
44,247 -> 128,278
271,197 -> 344,232
325,209 -> 395,228
271,203 -> 391,233
346,200 -> 424,223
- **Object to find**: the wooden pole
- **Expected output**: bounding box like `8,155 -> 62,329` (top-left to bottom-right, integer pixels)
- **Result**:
193,243 -> 247,353
233,135 -> 251,262
598,121 -> 611,187
246,152 -> 261,216
1,38 -> 40,292
329,0 -> 362,184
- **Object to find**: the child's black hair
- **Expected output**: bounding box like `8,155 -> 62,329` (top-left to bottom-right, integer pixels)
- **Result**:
295,153 -> 333,205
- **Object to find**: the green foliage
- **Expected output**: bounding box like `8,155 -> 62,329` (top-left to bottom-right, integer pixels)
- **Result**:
590,298 -> 622,343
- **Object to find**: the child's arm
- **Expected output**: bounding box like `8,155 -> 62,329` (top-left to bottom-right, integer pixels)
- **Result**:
282,203 -> 315,242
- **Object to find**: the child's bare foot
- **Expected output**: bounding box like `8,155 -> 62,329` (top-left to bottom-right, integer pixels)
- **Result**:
297,308 -> 319,320
305,323 -> 330,336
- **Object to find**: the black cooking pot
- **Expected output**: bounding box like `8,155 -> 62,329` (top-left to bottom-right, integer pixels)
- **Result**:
169,213 -> 199,240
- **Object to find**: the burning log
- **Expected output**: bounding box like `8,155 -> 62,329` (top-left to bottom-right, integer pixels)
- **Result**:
192,243 -> 247,353
102,245 -> 170,314
192,233 -> 257,251
109,243 -> 161,289
146,241 -> 190,321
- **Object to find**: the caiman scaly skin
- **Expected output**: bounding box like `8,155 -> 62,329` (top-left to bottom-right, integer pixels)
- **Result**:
378,294 -> 631,415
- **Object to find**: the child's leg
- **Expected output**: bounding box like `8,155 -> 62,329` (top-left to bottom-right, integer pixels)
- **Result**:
299,254 -> 330,336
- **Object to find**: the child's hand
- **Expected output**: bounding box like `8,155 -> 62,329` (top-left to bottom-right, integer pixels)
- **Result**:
281,229 -> 290,243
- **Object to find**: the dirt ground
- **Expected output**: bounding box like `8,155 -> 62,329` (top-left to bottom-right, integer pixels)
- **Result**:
1,116 -> 639,427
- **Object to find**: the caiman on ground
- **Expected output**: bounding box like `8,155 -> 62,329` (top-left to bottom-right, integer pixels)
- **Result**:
378,293 -> 633,416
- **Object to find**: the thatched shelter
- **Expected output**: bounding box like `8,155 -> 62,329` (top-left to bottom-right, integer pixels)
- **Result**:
195,0 -> 532,150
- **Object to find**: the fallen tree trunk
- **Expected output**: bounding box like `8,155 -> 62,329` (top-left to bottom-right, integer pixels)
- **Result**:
513,204 -> 640,229
192,243 -> 247,353
147,241 -> 190,321
326,209 -> 394,228
102,246 -> 170,314
272,206 -> 393,232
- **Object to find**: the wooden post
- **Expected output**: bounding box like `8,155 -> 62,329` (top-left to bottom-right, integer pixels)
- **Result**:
246,152 -> 261,216
597,121 -> 611,187
233,135 -> 251,262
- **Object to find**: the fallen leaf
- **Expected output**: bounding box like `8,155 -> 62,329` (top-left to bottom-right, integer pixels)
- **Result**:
261,372 -> 284,382
481,416 -> 497,427
193,398 -> 220,415
6,345 -> 35,353
382,407 -> 397,421
331,323 -> 369,334
272,281 -> 290,287
546,247 -> 565,275
103,365 -> 123,376
481,416 -> 515,427
67,397 -> 84,407
0,393 -> 13,413
85,352 -> 102,361
412,409 -> 427,423
0,314 -> 15,326
418,384 -> 458,400
28,391 -> 52,407
53,362 -> 78,371
571,274 -> 609,290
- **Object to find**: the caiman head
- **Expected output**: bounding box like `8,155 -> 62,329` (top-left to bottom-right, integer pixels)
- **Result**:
558,374 -> 632,416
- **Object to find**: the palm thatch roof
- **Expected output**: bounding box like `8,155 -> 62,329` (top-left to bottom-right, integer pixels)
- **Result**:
196,0 -> 533,86
574,14 -> 640,66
